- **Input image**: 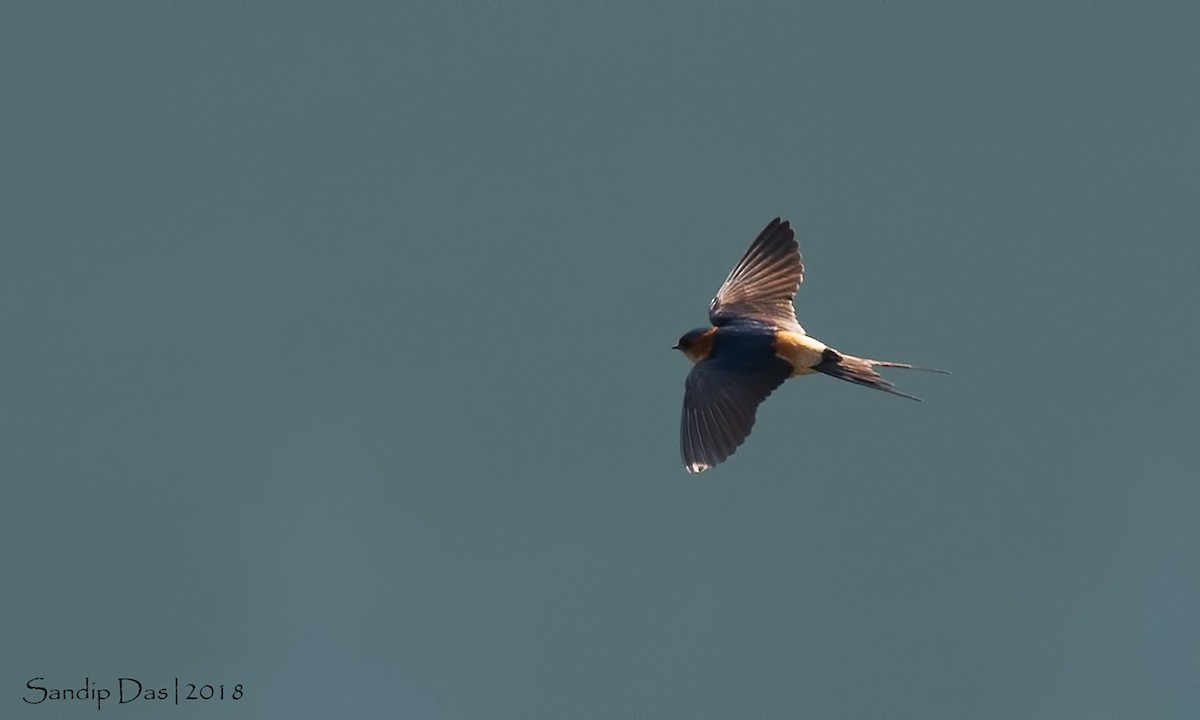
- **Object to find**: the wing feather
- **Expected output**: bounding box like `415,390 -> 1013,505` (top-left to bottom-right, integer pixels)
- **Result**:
680,354 -> 790,473
709,217 -> 805,332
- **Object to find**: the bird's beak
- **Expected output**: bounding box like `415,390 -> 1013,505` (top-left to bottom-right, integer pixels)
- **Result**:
671,343 -> 680,350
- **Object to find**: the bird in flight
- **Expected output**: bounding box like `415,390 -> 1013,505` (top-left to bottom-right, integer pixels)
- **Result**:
674,217 -> 947,473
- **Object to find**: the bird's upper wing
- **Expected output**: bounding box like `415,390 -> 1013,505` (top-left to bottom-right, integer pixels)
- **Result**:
708,217 -> 805,333
680,353 -> 791,473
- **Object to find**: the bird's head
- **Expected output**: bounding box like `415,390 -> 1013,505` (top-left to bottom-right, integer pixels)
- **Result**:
673,327 -> 716,364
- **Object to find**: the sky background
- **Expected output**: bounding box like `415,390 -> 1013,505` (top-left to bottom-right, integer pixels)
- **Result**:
5,4 -> 1197,718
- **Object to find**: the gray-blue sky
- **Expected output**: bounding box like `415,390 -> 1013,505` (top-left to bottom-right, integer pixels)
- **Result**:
5,4 -> 1197,717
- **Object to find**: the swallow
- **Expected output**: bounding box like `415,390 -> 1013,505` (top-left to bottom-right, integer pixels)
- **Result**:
674,217 -> 948,473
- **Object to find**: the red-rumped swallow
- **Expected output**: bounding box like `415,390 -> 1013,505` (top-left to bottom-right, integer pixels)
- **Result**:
674,217 -> 947,473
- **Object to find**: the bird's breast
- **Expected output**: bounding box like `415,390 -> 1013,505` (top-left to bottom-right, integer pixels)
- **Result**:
773,330 -> 828,376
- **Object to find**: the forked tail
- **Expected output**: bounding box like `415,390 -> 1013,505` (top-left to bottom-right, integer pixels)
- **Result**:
815,348 -> 949,401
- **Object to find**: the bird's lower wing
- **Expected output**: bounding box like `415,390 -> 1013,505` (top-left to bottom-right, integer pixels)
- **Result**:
681,357 -> 790,473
